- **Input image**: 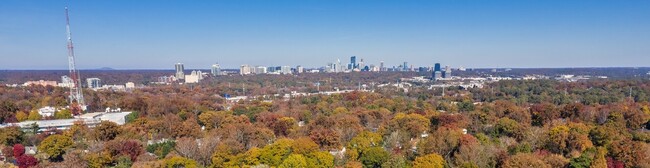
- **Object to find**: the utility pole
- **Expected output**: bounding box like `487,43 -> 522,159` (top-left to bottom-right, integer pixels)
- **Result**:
442,86 -> 445,97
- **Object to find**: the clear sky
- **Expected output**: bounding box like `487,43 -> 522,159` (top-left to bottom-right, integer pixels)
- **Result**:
1,0 -> 649,70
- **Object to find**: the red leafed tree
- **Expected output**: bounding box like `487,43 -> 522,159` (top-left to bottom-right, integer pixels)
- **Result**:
120,140 -> 144,161
16,155 -> 38,168
14,144 -> 38,168
13,144 -> 25,157
606,157 -> 624,168
105,139 -> 143,162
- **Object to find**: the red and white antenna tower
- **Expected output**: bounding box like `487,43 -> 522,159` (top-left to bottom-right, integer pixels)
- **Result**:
65,6 -> 85,113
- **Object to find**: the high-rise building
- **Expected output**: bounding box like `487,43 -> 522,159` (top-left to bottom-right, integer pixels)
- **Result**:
432,63 -> 442,80
330,62 -> 338,73
350,56 -> 357,69
403,62 -> 408,71
240,65 -> 252,75
86,78 -> 101,89
281,66 -> 291,74
211,63 -> 221,76
296,66 -> 304,73
336,59 -> 342,72
380,61 -> 385,71
444,66 -> 452,78
251,66 -> 264,74
433,71 -> 442,81
196,70 -> 203,80
359,58 -> 365,70
175,63 -> 185,79
325,63 -> 333,73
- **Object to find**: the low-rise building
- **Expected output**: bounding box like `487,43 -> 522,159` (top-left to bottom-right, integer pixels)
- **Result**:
38,106 -> 58,117
23,80 -> 57,87
125,82 -> 135,89
0,111 -> 132,132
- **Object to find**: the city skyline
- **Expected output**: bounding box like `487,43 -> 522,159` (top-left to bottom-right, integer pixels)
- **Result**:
1,0 -> 650,70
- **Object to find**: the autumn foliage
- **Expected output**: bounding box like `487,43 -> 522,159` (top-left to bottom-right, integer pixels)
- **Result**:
0,75 -> 649,167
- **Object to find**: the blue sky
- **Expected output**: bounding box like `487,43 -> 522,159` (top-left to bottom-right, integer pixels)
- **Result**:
1,0 -> 649,70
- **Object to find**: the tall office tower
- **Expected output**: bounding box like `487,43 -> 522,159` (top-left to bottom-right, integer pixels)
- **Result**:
255,66 -> 267,74
444,66 -> 452,78
296,66 -> 304,73
359,58 -> 365,70
432,63 -> 441,80
240,65 -> 252,75
175,63 -> 185,79
403,62 -> 408,71
434,71 -> 442,80
325,63 -> 333,73
281,66 -> 291,74
380,61 -> 385,71
211,63 -> 221,76
86,78 -> 101,89
336,59 -> 342,72
350,56 -> 357,69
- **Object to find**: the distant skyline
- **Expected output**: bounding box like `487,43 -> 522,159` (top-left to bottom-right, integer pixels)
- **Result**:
1,0 -> 649,70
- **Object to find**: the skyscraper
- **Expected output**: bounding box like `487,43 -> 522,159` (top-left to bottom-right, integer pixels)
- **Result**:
350,56 -> 357,69
359,58 -> 365,70
403,62 -> 408,71
336,59 -> 342,72
175,63 -> 185,79
296,66 -> 304,73
211,63 -> 221,76
281,66 -> 292,74
434,71 -> 442,80
432,63 -> 442,80
380,61 -> 385,71
444,66 -> 452,78
240,64 -> 252,75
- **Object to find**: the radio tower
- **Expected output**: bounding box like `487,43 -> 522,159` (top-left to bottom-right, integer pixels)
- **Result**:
65,6 -> 85,114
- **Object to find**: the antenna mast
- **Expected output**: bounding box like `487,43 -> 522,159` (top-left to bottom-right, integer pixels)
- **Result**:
65,6 -> 85,113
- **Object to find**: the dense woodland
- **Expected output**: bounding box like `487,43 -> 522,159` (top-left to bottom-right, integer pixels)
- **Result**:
1,74 -> 650,168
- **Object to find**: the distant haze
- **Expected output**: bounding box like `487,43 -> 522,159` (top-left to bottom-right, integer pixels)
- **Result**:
1,0 -> 649,70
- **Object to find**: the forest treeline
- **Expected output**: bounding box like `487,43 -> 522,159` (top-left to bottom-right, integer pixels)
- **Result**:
0,79 -> 649,168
